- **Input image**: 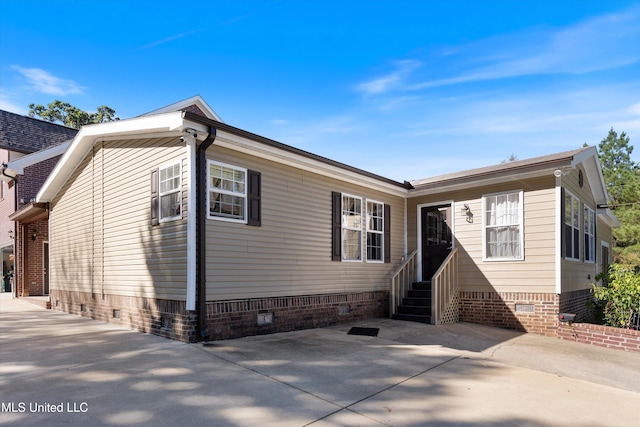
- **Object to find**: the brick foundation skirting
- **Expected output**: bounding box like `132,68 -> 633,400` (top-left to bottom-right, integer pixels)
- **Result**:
459,288 -> 600,337
558,323 -> 640,353
50,289 -> 389,342
204,291 -> 389,340
459,291 -> 559,336
560,288 -> 602,323
50,290 -> 197,342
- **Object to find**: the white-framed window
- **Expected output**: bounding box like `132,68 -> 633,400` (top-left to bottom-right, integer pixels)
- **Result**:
159,162 -> 181,222
366,199 -> 384,262
208,160 -> 247,223
584,205 -> 595,263
483,190 -> 524,261
564,191 -> 580,260
342,194 -> 362,261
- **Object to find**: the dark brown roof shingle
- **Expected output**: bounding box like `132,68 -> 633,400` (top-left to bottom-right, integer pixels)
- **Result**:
0,110 -> 78,154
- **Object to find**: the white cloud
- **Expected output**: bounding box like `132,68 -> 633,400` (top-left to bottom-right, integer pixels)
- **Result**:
139,29 -> 199,49
270,119 -> 290,125
628,102 -> 640,116
356,60 -> 422,95
410,5 -> 640,90
12,66 -> 84,96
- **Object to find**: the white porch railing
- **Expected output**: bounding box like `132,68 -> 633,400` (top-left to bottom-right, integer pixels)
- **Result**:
389,250 -> 418,318
431,248 -> 459,325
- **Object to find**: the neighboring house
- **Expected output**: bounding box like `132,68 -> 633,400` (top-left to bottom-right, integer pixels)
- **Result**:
26,96 -> 618,342
0,110 -> 77,297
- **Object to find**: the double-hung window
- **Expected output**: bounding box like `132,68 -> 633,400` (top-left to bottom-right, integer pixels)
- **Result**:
483,190 -> 523,260
159,162 -> 181,222
584,205 -> 595,263
342,194 -> 362,261
564,191 -> 580,260
208,161 -> 247,223
366,200 -> 384,262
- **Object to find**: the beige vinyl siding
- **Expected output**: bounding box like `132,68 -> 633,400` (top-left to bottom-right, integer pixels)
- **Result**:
407,176 -> 557,294
205,145 -> 405,300
50,153 -> 95,293
50,137 -> 189,300
561,165 -> 600,293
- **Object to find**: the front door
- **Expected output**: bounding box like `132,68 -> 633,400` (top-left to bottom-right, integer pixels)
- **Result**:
421,205 -> 452,280
43,242 -> 49,295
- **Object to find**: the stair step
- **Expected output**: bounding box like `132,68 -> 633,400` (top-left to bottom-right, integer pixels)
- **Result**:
397,305 -> 431,316
408,289 -> 430,298
392,313 -> 432,324
412,281 -> 432,291
402,297 -> 431,306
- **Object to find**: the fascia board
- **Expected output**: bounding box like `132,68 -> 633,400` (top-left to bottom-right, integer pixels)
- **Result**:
597,208 -> 621,228
570,146 -> 597,168
579,153 -> 609,204
7,141 -> 71,174
37,113 -> 188,202
214,132 -> 409,197
142,95 -> 223,122
408,168 -> 556,197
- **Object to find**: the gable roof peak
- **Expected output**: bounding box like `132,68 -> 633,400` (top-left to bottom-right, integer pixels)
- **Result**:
140,95 -> 223,123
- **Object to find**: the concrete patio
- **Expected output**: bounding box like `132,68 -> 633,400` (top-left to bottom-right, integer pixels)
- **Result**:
1,293 -> 638,426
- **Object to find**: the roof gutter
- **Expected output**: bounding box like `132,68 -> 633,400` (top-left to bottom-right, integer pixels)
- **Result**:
196,126 -> 216,341
0,163 -> 17,183
182,111 -> 412,192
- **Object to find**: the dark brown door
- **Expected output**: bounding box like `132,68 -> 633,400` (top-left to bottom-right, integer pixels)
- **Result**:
421,205 -> 452,280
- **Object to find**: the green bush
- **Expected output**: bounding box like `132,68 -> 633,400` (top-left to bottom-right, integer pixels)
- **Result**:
592,264 -> 640,328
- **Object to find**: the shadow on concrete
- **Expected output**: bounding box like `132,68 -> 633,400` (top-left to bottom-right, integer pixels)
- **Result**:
2,296 -> 637,427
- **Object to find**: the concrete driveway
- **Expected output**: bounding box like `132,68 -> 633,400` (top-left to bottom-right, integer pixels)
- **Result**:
1,293 -> 638,426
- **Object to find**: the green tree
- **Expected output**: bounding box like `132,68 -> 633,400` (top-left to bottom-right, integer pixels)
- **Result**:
501,153 -> 519,163
28,100 -> 119,129
592,264 -> 640,328
596,128 -> 640,270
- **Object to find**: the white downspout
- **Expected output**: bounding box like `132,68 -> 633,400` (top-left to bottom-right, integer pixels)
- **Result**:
404,197 -> 408,258
555,177 -> 562,295
183,130 -> 197,311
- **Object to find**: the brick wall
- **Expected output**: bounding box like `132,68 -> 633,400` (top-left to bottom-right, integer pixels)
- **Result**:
557,322 -> 640,353
50,290 -> 198,341
558,288 -> 594,322
50,289 -> 389,342
12,155 -> 61,297
16,156 -> 61,208
16,219 -> 48,296
459,291 -> 559,336
205,291 -> 389,340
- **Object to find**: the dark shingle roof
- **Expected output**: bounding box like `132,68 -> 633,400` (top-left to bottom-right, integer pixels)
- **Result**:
0,110 -> 78,154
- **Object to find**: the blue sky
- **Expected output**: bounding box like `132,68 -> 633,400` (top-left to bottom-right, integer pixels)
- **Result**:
1,0 -> 639,181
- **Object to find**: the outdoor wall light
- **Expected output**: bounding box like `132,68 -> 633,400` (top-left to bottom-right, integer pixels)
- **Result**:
461,204 -> 473,223
8,230 -> 13,240
554,167 -> 572,178
31,229 -> 37,241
